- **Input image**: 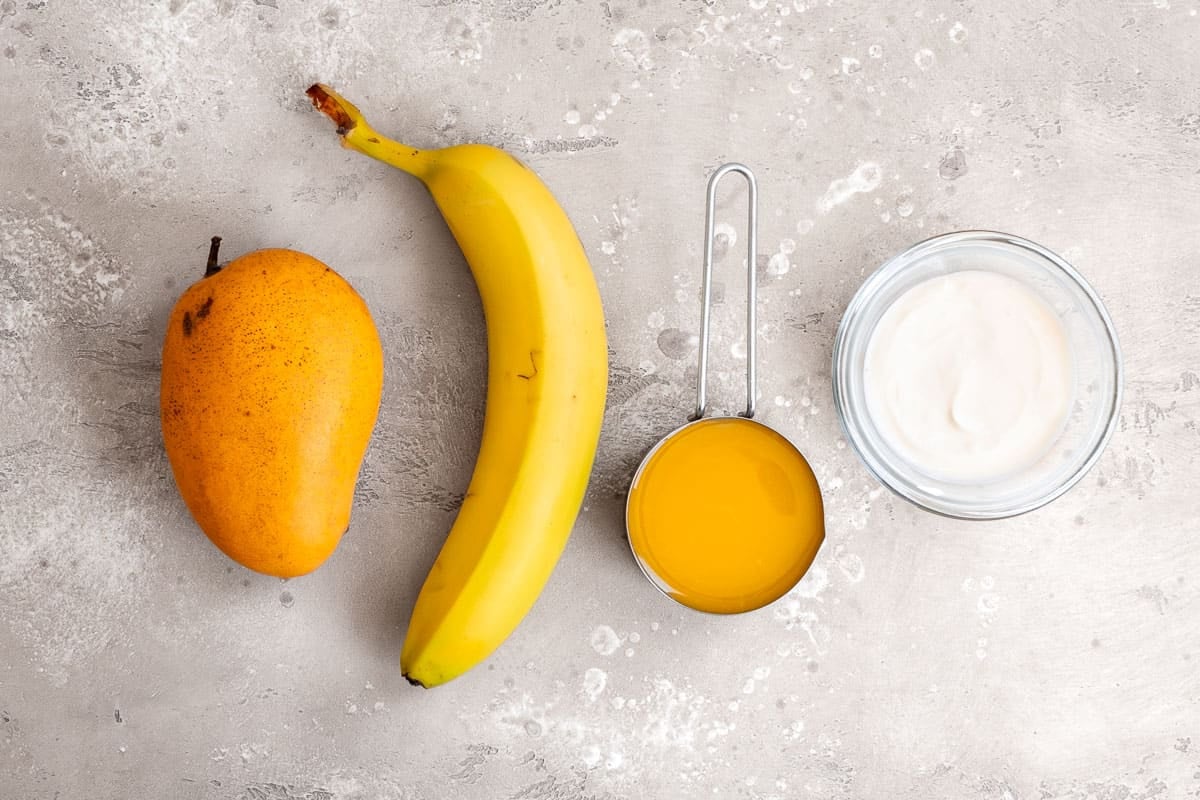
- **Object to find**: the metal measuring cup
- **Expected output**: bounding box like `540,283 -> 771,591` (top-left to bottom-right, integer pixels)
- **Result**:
625,164 -> 826,614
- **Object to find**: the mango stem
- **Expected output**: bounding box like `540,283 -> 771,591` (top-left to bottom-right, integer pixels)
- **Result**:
305,83 -> 434,180
205,236 -> 222,277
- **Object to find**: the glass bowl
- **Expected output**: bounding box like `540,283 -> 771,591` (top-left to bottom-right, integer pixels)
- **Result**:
831,230 -> 1122,520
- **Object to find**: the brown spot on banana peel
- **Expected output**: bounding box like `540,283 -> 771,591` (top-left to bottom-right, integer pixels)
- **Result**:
516,350 -> 541,380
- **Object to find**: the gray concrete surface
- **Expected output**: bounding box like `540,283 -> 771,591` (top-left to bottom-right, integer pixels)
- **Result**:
2,1 -> 1198,798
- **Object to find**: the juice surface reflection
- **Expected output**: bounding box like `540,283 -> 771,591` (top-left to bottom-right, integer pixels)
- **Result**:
627,418 -> 825,614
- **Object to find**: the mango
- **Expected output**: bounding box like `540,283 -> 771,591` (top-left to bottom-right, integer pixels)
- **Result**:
160,239 -> 383,578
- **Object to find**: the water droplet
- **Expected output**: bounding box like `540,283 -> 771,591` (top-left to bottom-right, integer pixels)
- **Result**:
279,591 -> 294,608
612,28 -> 654,70
938,148 -> 968,180
767,252 -> 790,276
318,5 -> 342,28
712,222 -> 737,260
658,328 -> 694,360
582,667 -> 608,701
590,625 -> 620,655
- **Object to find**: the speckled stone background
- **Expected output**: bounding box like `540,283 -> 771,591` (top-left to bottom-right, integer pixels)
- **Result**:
2,1 -> 1198,798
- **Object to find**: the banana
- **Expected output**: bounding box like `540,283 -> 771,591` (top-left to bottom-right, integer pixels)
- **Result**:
307,84 -> 609,687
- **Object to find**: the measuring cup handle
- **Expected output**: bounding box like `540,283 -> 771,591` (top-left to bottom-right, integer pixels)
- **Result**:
695,163 -> 758,421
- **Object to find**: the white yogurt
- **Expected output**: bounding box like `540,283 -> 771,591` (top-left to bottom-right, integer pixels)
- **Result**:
863,270 -> 1072,482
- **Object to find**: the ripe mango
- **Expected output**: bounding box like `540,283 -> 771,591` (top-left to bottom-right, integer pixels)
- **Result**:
160,240 -> 383,578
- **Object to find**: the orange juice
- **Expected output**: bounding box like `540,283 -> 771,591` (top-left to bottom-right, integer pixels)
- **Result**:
626,417 -> 824,614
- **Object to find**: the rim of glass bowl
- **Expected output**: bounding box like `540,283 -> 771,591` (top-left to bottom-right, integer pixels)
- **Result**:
831,229 -> 1124,521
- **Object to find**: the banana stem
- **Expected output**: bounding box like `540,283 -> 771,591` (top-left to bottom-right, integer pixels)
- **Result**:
306,84 -> 434,179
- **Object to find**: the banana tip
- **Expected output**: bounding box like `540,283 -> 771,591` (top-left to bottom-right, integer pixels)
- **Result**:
306,83 -> 355,136
403,674 -> 427,689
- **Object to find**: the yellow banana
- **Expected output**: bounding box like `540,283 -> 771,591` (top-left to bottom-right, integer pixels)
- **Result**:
307,84 -> 608,687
